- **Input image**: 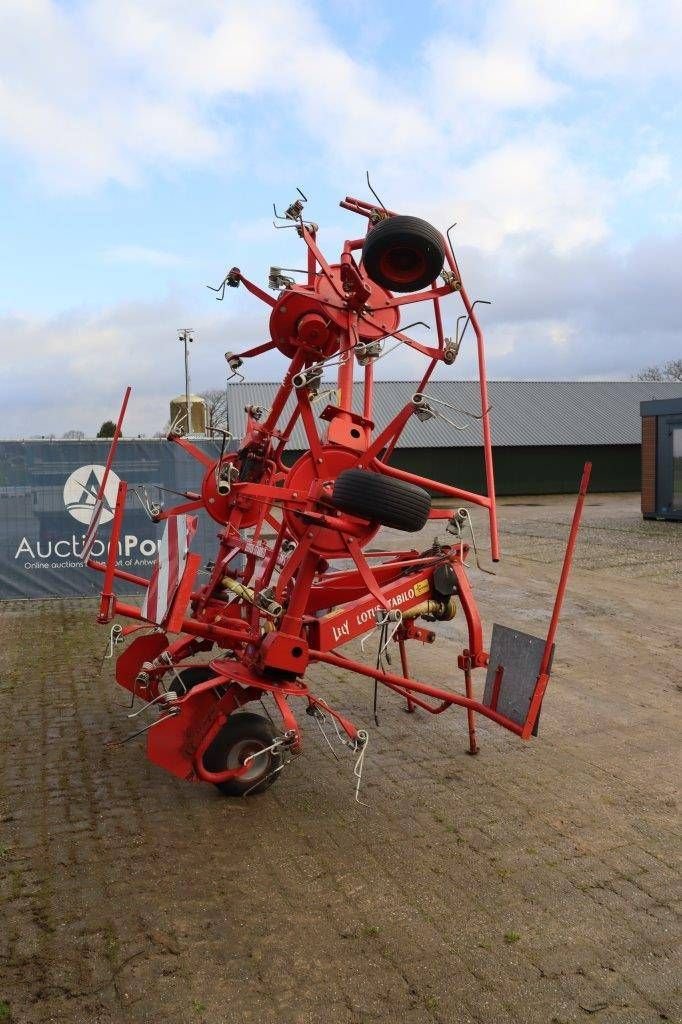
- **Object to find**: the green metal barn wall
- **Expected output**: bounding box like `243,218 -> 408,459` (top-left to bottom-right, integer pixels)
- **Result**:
283,445 -> 640,495
391,445 -> 640,495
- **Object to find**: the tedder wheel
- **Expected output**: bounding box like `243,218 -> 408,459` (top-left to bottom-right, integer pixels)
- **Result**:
362,215 -> 445,293
329,469 -> 431,532
204,712 -> 282,797
168,665 -> 216,696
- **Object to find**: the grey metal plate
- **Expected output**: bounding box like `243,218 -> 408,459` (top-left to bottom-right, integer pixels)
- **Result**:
483,624 -> 554,728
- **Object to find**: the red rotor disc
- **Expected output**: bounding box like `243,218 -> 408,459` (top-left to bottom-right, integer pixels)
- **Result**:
284,447 -> 379,556
315,264 -> 399,340
201,453 -> 267,528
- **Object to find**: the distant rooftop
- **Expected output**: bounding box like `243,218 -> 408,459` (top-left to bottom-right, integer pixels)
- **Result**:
226,380 -> 682,449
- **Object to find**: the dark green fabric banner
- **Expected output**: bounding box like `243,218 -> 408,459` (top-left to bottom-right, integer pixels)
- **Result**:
0,439 -> 231,599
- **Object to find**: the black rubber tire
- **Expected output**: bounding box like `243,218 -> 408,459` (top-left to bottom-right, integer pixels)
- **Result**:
329,469 -> 431,532
362,215 -> 445,293
168,666 -> 215,696
204,712 -> 282,797
168,666 -> 227,713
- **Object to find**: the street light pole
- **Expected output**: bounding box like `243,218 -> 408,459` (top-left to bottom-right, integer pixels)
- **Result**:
178,328 -> 195,434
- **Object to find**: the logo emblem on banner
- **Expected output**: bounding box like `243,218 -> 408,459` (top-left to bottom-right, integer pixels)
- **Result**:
63,465 -> 121,525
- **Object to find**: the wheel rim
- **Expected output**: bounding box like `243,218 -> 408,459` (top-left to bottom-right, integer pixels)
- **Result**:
226,738 -> 270,783
378,244 -> 427,285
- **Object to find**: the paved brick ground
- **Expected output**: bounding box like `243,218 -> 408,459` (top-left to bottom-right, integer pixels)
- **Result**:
0,493 -> 680,1024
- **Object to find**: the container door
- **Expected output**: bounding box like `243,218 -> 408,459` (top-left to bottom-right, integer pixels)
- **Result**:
673,423 -> 682,512
658,415 -> 682,519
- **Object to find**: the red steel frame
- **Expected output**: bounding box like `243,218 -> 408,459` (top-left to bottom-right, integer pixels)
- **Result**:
85,192 -> 590,791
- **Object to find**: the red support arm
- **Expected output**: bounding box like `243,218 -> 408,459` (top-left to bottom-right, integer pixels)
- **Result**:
234,271 -> 277,308
372,457 -> 492,510
521,462 -> 592,739
98,479 -> 127,623
311,648 -> 524,736
541,461 -> 592,672
97,386 -> 130,501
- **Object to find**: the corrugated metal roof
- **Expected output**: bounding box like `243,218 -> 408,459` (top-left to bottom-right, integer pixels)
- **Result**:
226,380 -> 682,449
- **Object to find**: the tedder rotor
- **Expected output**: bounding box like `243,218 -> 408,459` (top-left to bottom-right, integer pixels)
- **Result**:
83,187 -> 591,800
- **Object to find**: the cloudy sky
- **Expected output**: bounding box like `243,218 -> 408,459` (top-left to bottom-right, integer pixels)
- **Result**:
0,0 -> 680,437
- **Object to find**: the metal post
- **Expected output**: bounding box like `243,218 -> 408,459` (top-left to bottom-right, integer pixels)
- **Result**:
464,661 -> 479,754
178,328 -> 194,434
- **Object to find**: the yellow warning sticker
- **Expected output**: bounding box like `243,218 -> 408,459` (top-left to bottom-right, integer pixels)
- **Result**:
414,578 -> 430,597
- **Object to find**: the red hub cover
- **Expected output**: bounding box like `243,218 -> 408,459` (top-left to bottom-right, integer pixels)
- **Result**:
284,446 -> 379,556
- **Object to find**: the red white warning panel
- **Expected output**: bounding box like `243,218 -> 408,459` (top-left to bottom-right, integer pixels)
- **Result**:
141,514 -> 198,625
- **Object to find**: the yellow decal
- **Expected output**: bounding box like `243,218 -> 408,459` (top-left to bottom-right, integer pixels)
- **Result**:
414,579 -> 430,597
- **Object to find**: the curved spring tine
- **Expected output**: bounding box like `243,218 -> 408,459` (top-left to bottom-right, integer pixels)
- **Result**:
353,730 -> 369,804
419,392 -> 492,422
446,221 -> 457,258
206,278 -> 227,300
366,170 -> 387,212
437,411 -> 469,432
108,706 -> 180,747
457,299 -> 492,346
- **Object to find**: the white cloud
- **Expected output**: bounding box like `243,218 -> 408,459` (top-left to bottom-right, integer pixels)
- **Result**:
85,0 -> 282,97
546,321 -> 575,350
0,0 -> 438,191
0,0 -> 671,261
4,226 -> 681,438
0,0 -> 680,416
0,298 -> 266,437
428,139 -> 608,254
503,0 -> 638,51
496,0 -> 682,80
0,1 -> 224,191
623,153 -> 671,194
1,0 -> 679,201
426,39 -> 561,111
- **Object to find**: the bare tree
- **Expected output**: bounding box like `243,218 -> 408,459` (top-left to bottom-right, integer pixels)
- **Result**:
62,429 -> 85,439
199,388 -> 228,431
634,359 -> 682,381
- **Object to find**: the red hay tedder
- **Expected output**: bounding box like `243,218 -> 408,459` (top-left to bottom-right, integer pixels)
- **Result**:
84,187 -> 591,800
